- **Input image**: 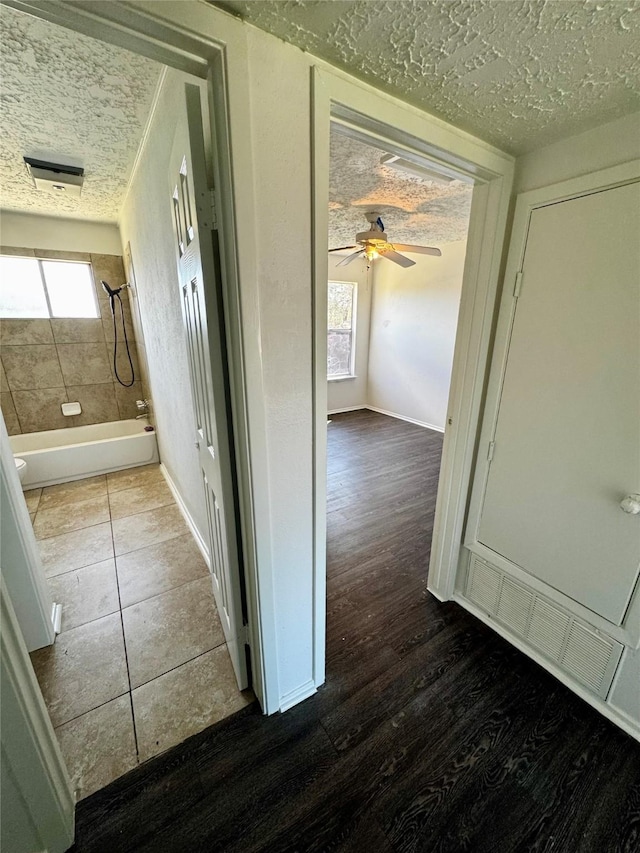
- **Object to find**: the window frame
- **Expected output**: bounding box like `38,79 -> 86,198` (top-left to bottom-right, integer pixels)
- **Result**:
327,279 -> 357,381
0,255 -> 100,320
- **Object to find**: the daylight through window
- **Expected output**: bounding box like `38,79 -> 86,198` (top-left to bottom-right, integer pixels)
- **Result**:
0,256 -> 99,319
327,280 -> 356,378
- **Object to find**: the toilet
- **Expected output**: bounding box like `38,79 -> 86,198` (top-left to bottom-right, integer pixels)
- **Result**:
14,457 -> 27,484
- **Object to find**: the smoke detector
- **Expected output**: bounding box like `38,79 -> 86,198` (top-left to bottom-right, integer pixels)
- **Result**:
23,157 -> 84,198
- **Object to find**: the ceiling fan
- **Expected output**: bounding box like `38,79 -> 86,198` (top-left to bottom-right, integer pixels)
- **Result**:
329,211 -> 442,267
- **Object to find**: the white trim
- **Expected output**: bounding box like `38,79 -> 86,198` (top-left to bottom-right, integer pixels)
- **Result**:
159,463 -> 210,566
365,405 -> 445,433
327,375 -> 357,382
278,679 -> 317,713
312,66 -> 515,693
327,405 -> 367,415
455,593 -> 640,743
1,577 -> 75,851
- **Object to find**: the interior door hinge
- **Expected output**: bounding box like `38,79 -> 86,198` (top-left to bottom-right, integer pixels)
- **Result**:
513,271 -> 523,298
487,440 -> 495,462
209,188 -> 218,230
239,623 -> 250,646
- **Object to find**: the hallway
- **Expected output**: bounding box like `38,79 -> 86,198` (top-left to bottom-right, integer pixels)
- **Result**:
28,463 -> 252,800
70,414 -> 640,851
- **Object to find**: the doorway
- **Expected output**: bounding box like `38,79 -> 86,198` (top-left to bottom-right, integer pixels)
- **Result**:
324,125 -> 473,670
311,67 -> 515,687
0,5 -> 252,800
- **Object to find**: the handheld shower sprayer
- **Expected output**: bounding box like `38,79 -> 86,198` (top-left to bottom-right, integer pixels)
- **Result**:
101,279 -> 130,301
101,280 -> 135,388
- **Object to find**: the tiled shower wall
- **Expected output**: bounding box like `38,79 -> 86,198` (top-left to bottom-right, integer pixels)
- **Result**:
0,248 -> 147,434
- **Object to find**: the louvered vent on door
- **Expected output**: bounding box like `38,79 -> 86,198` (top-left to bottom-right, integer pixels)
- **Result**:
466,558 -> 500,613
562,621 -> 617,693
465,555 -> 623,698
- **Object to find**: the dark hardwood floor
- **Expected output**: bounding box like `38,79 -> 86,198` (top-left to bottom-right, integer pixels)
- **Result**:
72,410 -> 640,852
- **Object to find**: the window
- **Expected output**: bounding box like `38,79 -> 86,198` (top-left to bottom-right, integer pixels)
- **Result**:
327,280 -> 356,378
0,256 -> 99,319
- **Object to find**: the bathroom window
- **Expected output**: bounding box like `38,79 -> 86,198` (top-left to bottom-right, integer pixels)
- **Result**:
0,256 -> 99,319
327,280 -> 357,379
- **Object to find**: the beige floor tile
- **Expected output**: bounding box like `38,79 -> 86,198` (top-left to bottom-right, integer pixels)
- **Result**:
122,576 -> 225,688
39,522 -> 114,577
132,646 -> 253,762
23,487 -> 42,513
33,494 -> 110,539
116,534 -> 209,608
40,475 -> 107,509
54,695 -> 138,800
112,504 -> 187,556
107,464 -> 164,494
109,479 -> 174,521
47,560 -> 119,632
30,612 -> 129,727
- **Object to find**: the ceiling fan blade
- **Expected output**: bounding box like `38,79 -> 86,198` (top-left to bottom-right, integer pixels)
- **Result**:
329,246 -> 357,253
392,244 -> 442,257
337,249 -> 365,266
379,249 -> 415,268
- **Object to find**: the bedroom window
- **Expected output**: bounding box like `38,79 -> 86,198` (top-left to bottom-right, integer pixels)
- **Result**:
327,280 -> 356,379
0,256 -> 99,319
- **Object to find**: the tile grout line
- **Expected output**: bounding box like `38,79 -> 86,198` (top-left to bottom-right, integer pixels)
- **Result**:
109,505 -> 142,767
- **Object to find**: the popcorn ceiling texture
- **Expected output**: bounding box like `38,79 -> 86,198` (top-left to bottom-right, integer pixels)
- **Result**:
214,0 -> 640,154
0,6 -> 163,221
329,129 -> 472,248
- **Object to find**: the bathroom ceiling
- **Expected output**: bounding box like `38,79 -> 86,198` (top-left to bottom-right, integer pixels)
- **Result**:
212,0 -> 640,154
329,128 -> 472,249
0,6 -> 164,222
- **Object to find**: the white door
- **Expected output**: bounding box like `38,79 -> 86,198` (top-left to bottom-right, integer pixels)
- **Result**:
170,83 -> 248,689
476,180 -> 640,625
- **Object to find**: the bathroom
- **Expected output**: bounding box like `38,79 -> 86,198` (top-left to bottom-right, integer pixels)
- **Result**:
0,6 -> 252,800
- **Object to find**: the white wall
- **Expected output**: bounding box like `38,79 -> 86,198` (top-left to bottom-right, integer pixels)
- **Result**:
367,242 -> 466,431
0,210 -> 121,254
119,69 -> 208,540
327,254 -> 371,412
514,111 -> 640,193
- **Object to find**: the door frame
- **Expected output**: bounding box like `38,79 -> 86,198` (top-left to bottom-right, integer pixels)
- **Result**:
463,159 -> 640,649
311,66 -> 515,686
3,0 -> 279,711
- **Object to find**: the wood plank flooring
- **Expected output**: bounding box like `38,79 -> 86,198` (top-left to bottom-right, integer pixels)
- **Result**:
71,410 -> 640,852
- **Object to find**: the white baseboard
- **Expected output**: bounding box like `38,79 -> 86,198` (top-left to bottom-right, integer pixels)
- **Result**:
159,463 -> 210,568
327,405 -> 367,415
364,405 -> 445,433
279,679 -> 317,712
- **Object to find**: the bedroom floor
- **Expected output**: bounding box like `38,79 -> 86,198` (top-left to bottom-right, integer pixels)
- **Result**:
27,463 -> 252,800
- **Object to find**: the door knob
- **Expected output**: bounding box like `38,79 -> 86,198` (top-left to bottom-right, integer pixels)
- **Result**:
619,494 -> 640,514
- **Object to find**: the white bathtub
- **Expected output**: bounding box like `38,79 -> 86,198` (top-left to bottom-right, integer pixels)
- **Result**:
9,419 -> 159,489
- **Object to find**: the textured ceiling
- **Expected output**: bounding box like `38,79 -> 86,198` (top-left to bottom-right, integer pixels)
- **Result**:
0,6 -> 164,221
213,0 -> 640,154
329,128 -> 472,248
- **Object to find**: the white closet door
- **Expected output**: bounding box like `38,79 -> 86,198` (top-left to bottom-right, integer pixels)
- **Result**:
478,181 -> 640,625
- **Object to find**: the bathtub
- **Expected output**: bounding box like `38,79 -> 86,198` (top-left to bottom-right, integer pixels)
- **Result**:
9,419 -> 159,489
